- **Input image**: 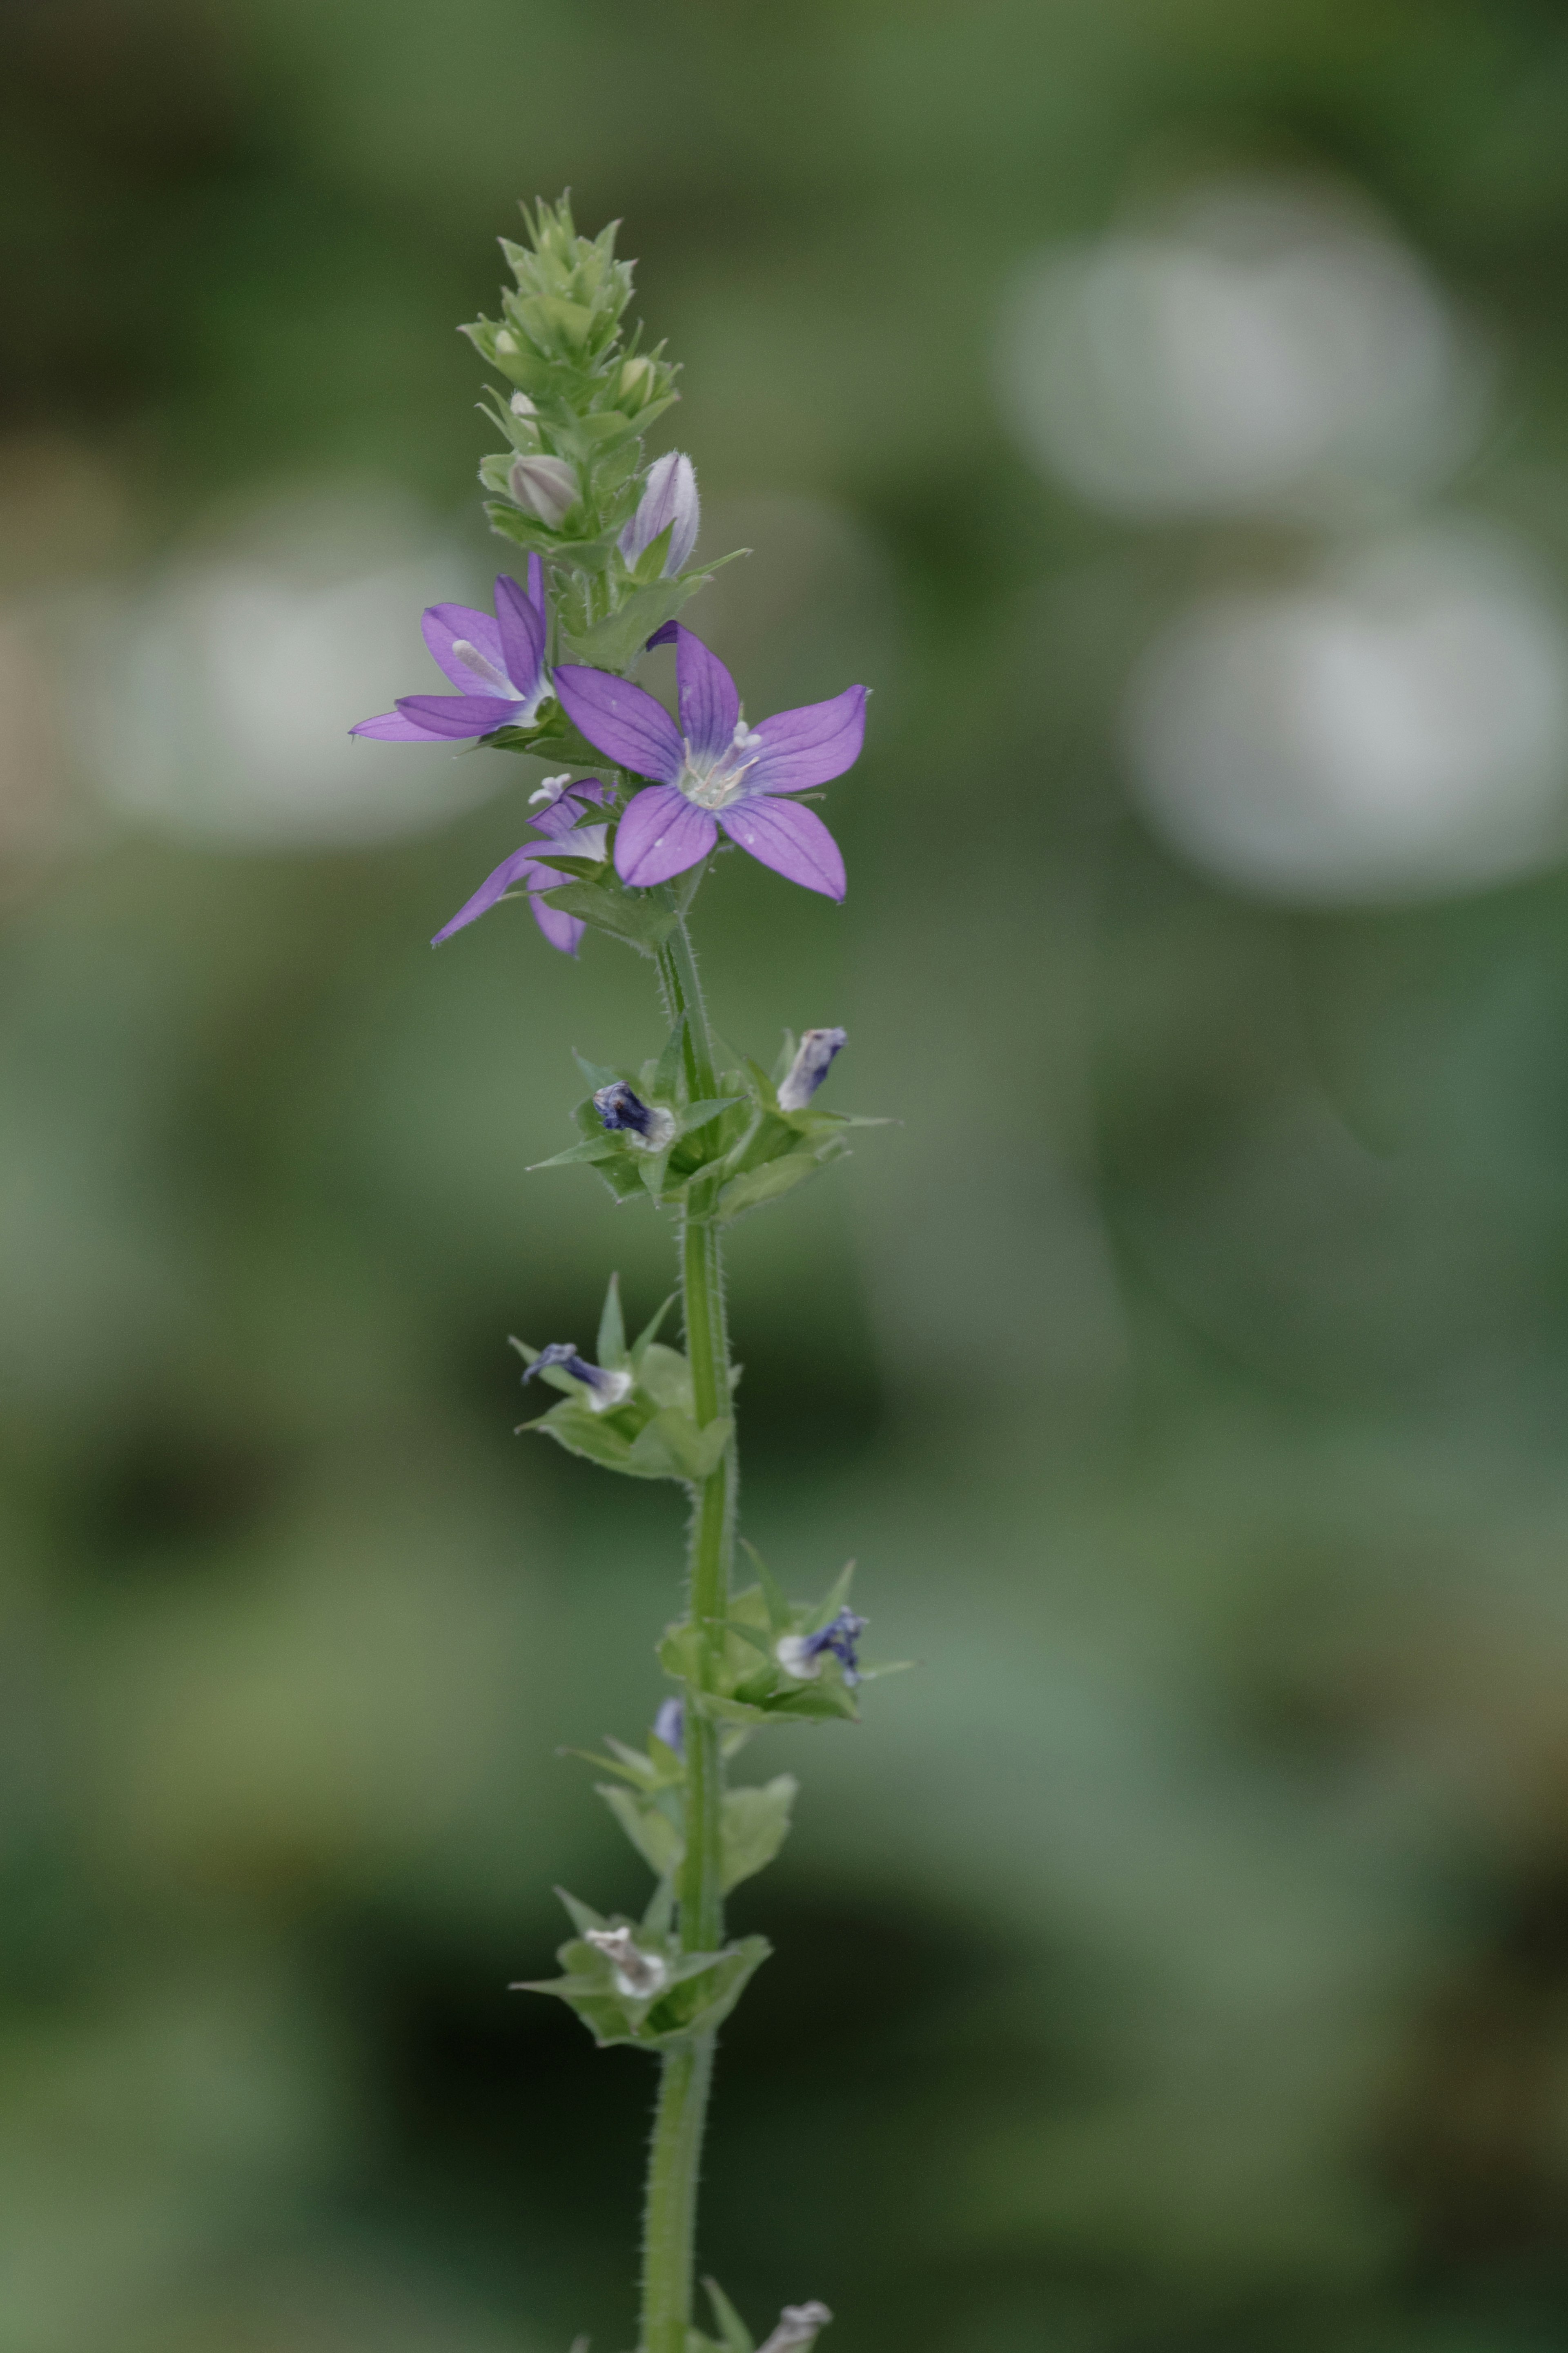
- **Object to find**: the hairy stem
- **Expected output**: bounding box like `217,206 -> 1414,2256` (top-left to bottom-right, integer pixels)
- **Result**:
642,907 -> 736,2353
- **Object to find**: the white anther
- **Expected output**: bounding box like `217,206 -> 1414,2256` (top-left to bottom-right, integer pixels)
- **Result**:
529,773 -> 573,805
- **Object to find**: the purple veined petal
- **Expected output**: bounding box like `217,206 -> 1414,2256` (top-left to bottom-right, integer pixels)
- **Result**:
554,666 -> 684,783
526,552 -> 545,613
744,685 -> 867,795
718,794 -> 846,900
394,693 -> 521,738
431,843 -> 552,945
668,624 -> 739,762
618,452 -> 699,575
352,708 -> 451,742
528,889 -> 586,956
528,778 -> 605,838
529,823 -> 609,871
494,574 -> 547,701
614,785 -> 718,888
423,602 -> 510,693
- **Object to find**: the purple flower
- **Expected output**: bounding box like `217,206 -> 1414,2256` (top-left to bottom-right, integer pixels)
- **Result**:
553,624 -> 866,901
653,1697 -> 685,1755
777,1028 -> 846,1112
432,776 -> 610,956
619,453 -> 699,577
775,1608 -> 868,1687
352,560 -> 552,744
521,1342 -> 633,1412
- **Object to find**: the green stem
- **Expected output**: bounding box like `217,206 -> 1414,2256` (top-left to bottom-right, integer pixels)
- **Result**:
642,909 -> 737,2353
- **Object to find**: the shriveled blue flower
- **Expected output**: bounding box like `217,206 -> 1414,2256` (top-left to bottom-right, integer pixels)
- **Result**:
594,1079 -> 677,1149
777,1028 -> 846,1112
775,1608 -> 867,1687
432,776 -> 610,956
352,559 -> 553,743
554,623 -> 865,901
653,1697 -> 685,1755
619,452 -> 699,576
521,1343 -> 633,1412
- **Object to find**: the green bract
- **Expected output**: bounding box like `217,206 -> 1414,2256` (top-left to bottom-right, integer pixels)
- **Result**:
521,1889 -> 771,2053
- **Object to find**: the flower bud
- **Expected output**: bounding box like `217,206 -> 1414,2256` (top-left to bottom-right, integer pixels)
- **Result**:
594,1079 -> 677,1150
509,454 -> 579,529
653,1697 -> 685,1755
619,355 -> 654,406
584,1926 -> 669,1999
757,2305 -> 833,2353
510,391 -> 537,418
495,330 -> 519,355
618,452 -> 699,577
777,1028 -> 846,1113
521,1342 -> 633,1414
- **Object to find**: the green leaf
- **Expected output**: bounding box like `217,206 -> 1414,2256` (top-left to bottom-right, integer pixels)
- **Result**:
721,1776 -> 797,1891
554,1885 -> 607,1936
739,1541 -> 793,1636
627,1409 -> 733,1483
541,874 -> 683,952
565,575 -> 709,673
597,1272 -> 627,1368
597,1784 -> 682,1877
716,1141 -> 851,1223
629,1294 -> 677,1368
679,1096 -> 745,1139
703,2280 -> 755,2353
527,1136 -> 620,1172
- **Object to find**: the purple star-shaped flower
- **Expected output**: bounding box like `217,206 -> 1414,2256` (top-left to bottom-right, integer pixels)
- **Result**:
552,624 -> 866,900
352,558 -> 552,743
432,776 -> 610,955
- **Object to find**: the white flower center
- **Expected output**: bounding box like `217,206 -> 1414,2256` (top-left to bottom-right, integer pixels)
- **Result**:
677,719 -> 765,810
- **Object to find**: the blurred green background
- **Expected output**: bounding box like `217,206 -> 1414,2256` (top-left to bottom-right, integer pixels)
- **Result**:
14,2 -> 1568,2348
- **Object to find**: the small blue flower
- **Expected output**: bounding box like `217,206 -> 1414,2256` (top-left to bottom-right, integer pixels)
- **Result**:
521,1343 -> 633,1412
775,1608 -> 867,1687
653,1697 -> 685,1755
618,451 -> 700,577
777,1028 -> 846,1112
594,1080 -> 677,1149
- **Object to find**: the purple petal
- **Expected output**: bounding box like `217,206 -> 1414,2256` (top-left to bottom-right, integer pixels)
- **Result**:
744,685 -> 867,795
614,786 -> 718,887
527,553 -> 545,613
423,603 -> 510,694
667,625 -> 739,762
352,709 -> 449,742
529,890 -> 586,956
432,843 -> 551,944
719,795 -> 846,899
494,574 -> 546,701
395,693 -> 521,739
529,778 -> 606,838
619,453 -> 700,575
554,667 -> 683,783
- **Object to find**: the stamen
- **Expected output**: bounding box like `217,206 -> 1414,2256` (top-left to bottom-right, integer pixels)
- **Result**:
451,638 -> 513,694
530,773 -> 573,805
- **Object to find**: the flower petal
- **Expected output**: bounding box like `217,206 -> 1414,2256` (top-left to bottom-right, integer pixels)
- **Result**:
744,685 -> 867,795
527,553 -> 545,613
394,694 -> 521,738
529,891 -> 586,956
352,709 -> 450,741
494,573 -> 546,700
674,625 -> 740,761
614,786 -> 717,887
431,843 -> 552,944
528,778 -> 607,838
422,603 -> 510,693
719,795 -> 846,899
554,667 -> 684,782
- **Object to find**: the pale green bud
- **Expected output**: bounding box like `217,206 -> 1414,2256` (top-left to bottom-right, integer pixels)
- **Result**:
509,454 -> 578,528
